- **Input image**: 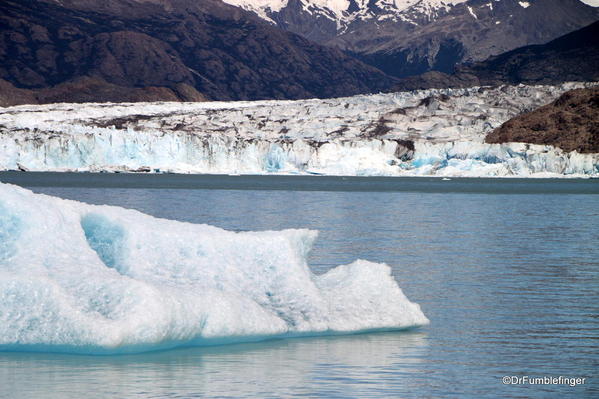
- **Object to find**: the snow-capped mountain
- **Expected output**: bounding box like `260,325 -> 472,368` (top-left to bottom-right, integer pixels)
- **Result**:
222,0 -> 599,78
223,0 -> 468,27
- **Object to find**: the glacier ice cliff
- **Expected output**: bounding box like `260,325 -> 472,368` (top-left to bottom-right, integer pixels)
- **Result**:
0,82 -> 597,177
0,183 -> 428,354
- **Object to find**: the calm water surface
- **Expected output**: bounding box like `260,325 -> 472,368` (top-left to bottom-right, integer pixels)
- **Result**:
1,173 -> 598,398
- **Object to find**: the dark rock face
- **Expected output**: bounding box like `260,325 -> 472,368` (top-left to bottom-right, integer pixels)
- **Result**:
394,21 -> 599,91
0,0 -> 396,106
67,31 -> 196,89
350,38 -> 467,80
485,87 -> 599,153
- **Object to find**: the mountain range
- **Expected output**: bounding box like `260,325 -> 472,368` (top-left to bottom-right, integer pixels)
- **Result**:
0,0 -> 597,105
223,0 -> 599,77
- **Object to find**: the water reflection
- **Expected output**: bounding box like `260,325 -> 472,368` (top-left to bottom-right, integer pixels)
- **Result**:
1,332 -> 427,398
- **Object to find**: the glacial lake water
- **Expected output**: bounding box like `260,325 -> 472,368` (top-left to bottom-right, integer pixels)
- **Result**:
1,172 -> 598,399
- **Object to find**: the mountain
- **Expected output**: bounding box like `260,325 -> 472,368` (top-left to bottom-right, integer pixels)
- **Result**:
223,0 -> 599,78
0,0 -> 396,106
393,20 -> 599,91
486,87 -> 599,153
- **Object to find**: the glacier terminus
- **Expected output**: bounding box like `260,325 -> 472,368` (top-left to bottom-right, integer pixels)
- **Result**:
1,82 -> 598,178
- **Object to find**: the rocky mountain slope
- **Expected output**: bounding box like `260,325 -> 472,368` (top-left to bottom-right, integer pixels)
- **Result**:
0,0 -> 396,106
0,77 -> 208,107
224,0 -> 599,78
486,87 -> 599,153
393,20 -> 599,91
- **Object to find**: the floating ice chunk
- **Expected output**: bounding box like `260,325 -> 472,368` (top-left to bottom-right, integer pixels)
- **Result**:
0,184 -> 429,354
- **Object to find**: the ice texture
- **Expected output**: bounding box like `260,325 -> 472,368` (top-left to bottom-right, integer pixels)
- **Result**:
0,83 -> 597,177
0,183 -> 428,354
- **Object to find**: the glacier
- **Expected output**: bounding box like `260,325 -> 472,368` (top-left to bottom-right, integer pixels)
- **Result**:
0,183 -> 428,354
0,82 -> 597,177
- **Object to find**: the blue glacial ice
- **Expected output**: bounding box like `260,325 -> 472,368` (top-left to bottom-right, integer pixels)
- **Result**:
0,183 -> 429,354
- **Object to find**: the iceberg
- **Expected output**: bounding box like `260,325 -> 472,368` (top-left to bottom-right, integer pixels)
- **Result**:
0,82 -> 597,177
0,183 -> 429,354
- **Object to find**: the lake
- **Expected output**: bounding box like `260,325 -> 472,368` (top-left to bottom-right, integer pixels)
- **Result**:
0,173 -> 597,398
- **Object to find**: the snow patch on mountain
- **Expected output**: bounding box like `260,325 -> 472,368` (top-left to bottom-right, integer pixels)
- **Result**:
467,5 -> 477,19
